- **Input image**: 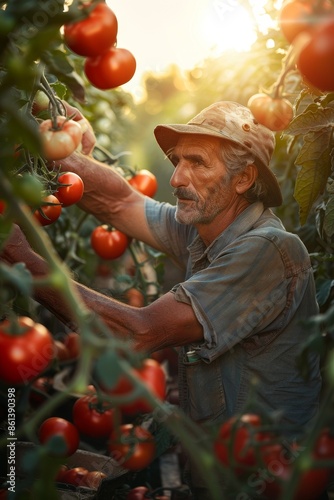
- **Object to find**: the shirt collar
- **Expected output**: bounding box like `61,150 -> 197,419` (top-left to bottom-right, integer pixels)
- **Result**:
188,202 -> 266,265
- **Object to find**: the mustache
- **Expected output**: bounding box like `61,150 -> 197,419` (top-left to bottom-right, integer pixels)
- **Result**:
173,188 -> 198,202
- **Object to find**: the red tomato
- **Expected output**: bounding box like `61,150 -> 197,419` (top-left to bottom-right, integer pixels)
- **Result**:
247,93 -> 294,131
279,1 -> 332,43
106,358 -> 166,416
214,414 -> 273,473
128,169 -> 158,198
61,467 -> 88,487
63,332 -> 81,359
39,116 -> 82,161
55,464 -> 69,482
72,395 -> 115,438
84,47 -> 136,90
0,316 -> 54,385
0,200 -> 6,214
108,424 -> 156,471
125,288 -> 145,308
278,1 -> 313,43
297,19 -> 334,92
91,225 -> 129,260
126,486 -> 149,500
261,443 -> 330,500
314,428 -> 334,459
64,3 -> 118,57
82,470 -> 107,489
53,340 -> 71,362
34,194 -> 62,226
55,172 -> 84,207
38,417 -> 80,457
29,376 -> 53,408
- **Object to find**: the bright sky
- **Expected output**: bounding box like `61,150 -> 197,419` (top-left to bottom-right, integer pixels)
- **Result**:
107,0 -> 278,101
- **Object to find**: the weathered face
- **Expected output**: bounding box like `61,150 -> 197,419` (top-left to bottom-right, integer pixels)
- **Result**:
169,134 -> 239,225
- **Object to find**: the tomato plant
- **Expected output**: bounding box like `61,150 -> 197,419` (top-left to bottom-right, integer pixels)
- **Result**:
39,116 -> 83,161
247,93 -> 294,131
214,413 -> 273,473
72,395 -> 115,438
297,19 -> 334,92
55,172 -> 84,207
0,316 -> 54,385
91,225 -> 129,260
38,417 -> 80,457
34,194 -> 62,226
128,169 -> 158,198
108,424 -> 156,471
106,358 -> 166,415
84,47 -> 136,90
64,3 -> 118,57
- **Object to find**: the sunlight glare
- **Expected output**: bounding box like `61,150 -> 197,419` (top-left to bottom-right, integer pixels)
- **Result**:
201,5 -> 255,53
200,0 -> 275,54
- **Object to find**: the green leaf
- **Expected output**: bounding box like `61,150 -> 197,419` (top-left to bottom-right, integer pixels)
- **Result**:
0,262 -> 33,296
315,277 -> 334,307
294,129 -> 332,225
285,106 -> 334,136
44,51 -> 86,103
323,197 -> 334,238
95,350 -> 123,390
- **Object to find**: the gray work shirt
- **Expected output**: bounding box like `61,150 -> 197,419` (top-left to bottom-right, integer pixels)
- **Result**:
145,199 -> 321,428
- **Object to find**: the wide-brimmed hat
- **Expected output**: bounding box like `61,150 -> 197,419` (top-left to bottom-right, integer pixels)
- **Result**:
154,101 -> 282,207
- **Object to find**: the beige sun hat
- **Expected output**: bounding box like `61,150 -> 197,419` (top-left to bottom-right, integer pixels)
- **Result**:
154,101 -> 282,207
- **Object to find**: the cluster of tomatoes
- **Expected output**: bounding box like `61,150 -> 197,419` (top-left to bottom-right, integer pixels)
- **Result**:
247,0 -> 334,133
214,413 -> 334,500
35,360 -> 166,488
0,312 -> 167,491
63,2 -> 136,90
34,171 -> 84,226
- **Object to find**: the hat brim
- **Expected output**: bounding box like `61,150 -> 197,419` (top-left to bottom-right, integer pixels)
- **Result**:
154,124 -> 283,208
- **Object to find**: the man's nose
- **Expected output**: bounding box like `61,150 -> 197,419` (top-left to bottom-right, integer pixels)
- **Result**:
170,163 -> 188,188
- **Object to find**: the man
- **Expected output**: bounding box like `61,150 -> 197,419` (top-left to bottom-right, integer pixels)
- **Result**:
2,101 -> 321,496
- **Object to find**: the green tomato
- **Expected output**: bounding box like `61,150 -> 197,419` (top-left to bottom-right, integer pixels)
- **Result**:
13,173 -> 43,207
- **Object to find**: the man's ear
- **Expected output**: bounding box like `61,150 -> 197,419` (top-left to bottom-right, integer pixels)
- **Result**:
235,164 -> 258,194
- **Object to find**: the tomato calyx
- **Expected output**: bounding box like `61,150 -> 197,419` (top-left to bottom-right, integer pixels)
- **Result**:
87,395 -> 113,414
0,316 -> 32,337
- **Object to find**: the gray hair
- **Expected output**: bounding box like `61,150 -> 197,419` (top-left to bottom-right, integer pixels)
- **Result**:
219,140 -> 269,204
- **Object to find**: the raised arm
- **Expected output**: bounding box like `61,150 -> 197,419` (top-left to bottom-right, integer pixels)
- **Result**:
1,225 -> 203,353
54,151 -> 161,250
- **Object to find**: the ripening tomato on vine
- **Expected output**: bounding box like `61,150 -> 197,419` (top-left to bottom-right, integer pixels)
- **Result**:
278,0 -> 334,92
